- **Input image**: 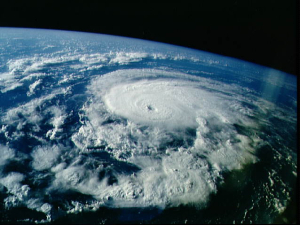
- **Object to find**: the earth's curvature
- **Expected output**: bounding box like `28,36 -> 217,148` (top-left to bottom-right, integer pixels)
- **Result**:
0,28 -> 297,224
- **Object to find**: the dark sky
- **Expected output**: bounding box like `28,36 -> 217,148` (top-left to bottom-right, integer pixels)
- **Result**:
0,1 -> 298,75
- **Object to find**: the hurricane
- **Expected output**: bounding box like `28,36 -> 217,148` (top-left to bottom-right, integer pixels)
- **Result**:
71,68 -> 258,207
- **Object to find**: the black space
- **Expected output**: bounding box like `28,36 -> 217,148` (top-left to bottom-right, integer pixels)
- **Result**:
0,1 -> 298,75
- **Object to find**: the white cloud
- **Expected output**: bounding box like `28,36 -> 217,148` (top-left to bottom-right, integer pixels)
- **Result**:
31,145 -> 61,171
0,145 -> 15,167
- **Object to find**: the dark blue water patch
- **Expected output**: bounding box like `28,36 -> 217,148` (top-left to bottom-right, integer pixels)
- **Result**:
86,145 -> 106,151
65,90 -> 88,107
255,113 -> 297,154
184,127 -> 197,137
144,58 -> 201,72
152,128 -> 197,152
118,207 -> 163,222
141,59 -> 202,75
2,158 -> 32,176
46,190 -> 95,211
104,170 -> 118,186
105,161 -> 138,183
190,64 -> 238,82
6,127 -> 42,155
24,172 -> 54,192
37,74 -> 60,88
0,207 -> 47,224
101,117 -> 126,126
49,206 -> 163,225
0,91 -> 16,109
75,152 -> 111,170
0,131 -> 8,146
40,59 -> 81,70
240,100 -> 259,111
276,155 -> 297,188
273,189 -> 297,224
103,63 -> 143,72
268,116 -> 297,151
40,46 -> 64,55
49,207 -> 121,224
0,86 -> 30,109
0,76 -> 67,110
188,62 -> 296,109
73,152 -> 141,186
59,115 -> 82,141
0,187 -> 8,222
35,97 -> 61,113
84,151 -> 141,174
44,191 -> 97,221
96,56 -> 192,74
159,133 -> 196,150
86,65 -> 117,77
233,123 -> 257,137
255,142 -> 296,187
257,83 -> 297,108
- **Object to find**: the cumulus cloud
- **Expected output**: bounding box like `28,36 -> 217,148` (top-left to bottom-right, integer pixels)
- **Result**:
31,145 -> 61,171
0,145 -> 15,167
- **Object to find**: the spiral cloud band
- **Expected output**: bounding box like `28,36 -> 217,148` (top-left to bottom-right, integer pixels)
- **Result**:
103,79 -> 210,129
68,69 -> 259,208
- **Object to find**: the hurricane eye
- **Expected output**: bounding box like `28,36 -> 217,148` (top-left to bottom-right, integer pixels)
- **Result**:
147,105 -> 154,111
